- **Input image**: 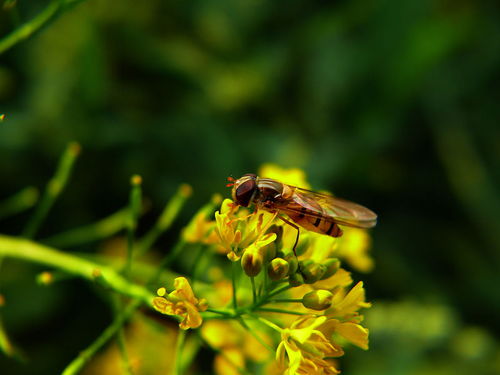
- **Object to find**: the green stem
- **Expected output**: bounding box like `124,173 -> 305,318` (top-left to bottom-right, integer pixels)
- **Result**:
250,276 -> 257,304
112,296 -> 133,375
231,261 -> 238,311
40,208 -> 129,248
60,241 -> 185,375
0,0 -> 87,55
0,234 -> 154,305
267,284 -> 293,299
204,308 -> 233,317
174,330 -> 186,375
135,184 -> 192,257
23,142 -> 80,239
61,300 -> 141,375
267,298 -> 302,304
125,175 -> 142,278
256,316 -> 283,332
237,318 -> 274,353
0,187 -> 39,220
256,307 -> 308,316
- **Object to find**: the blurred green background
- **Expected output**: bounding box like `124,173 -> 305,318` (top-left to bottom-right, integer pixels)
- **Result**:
1,0 -> 500,374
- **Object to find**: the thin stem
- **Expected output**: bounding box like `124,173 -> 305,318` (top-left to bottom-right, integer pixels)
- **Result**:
256,316 -> 283,333
0,0 -> 87,55
112,296 -> 133,375
0,187 -> 38,220
23,142 -> 80,239
40,208 -> 129,248
204,308 -> 233,317
256,307 -> 308,316
61,300 -> 141,375
124,175 -> 142,278
267,284 -> 293,299
231,261 -> 238,311
250,276 -> 257,305
174,330 -> 186,375
0,234 -> 154,304
135,184 -> 192,257
237,318 -> 274,353
267,298 -> 302,304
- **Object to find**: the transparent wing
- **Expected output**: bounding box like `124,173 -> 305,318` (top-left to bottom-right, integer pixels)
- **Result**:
280,185 -> 377,229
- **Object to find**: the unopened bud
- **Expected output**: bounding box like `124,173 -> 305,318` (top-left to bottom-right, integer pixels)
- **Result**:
285,255 -> 299,275
294,234 -> 310,257
241,247 -> 263,277
268,258 -> 289,281
289,272 -> 304,287
301,261 -> 326,284
321,258 -> 341,279
302,290 -> 334,310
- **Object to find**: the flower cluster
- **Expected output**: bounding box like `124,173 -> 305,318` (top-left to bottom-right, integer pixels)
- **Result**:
153,164 -> 374,374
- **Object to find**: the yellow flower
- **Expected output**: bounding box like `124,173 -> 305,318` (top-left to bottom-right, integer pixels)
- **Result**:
321,319 -> 369,350
152,277 -> 208,330
335,228 -> 374,273
326,281 -> 371,320
214,198 -> 278,261
277,316 -> 342,374
259,163 -> 311,188
215,199 -> 241,254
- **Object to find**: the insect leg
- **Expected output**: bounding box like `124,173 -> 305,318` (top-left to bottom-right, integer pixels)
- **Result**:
277,215 -> 300,258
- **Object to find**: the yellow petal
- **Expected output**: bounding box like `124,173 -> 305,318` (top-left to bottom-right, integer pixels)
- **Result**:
335,322 -> 369,350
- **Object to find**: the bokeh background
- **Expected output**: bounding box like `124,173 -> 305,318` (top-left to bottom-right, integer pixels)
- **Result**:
1,0 -> 500,374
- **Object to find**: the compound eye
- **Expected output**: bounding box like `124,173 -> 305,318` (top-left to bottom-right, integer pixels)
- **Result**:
235,180 -> 256,207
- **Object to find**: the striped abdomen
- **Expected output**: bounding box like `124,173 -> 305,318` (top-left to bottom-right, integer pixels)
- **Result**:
284,194 -> 343,238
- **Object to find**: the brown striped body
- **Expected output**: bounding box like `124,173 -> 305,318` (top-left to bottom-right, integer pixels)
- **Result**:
231,175 -> 377,242
284,194 -> 343,238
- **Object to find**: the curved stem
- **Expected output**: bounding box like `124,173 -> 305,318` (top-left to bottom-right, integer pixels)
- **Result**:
0,234 -> 154,305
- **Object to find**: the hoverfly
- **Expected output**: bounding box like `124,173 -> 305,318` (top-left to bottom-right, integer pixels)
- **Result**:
227,173 -> 377,254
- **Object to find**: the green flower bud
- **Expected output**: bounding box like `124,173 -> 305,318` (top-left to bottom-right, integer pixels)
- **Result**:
268,258 -> 289,281
285,254 -> 299,275
241,247 -> 263,277
289,272 -> 304,287
302,290 -> 334,310
294,233 -> 310,257
301,261 -> 326,284
321,258 -> 341,280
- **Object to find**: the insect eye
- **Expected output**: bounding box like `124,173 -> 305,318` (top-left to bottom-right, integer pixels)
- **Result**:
235,180 -> 256,207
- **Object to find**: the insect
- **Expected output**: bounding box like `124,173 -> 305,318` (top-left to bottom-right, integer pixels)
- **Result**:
227,173 -> 377,254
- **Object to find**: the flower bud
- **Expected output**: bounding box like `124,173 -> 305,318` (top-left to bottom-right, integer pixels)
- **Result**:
289,272 -> 304,287
294,233 -> 310,257
302,290 -> 334,310
301,261 -> 326,284
241,247 -> 263,277
268,258 -> 289,281
321,258 -> 341,280
285,254 -> 299,275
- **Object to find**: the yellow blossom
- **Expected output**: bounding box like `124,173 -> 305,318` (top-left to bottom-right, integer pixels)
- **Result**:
321,319 -> 369,350
326,281 -> 371,320
214,198 -> 278,261
152,277 -> 208,330
277,316 -> 343,375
